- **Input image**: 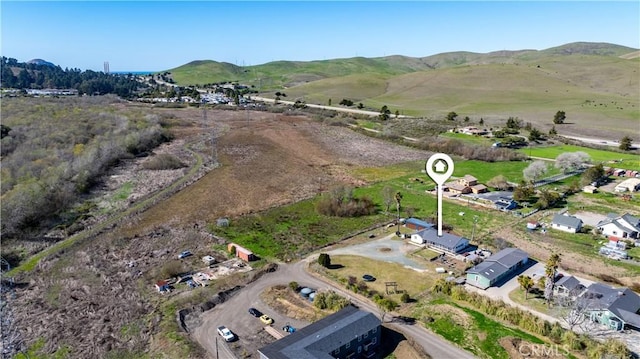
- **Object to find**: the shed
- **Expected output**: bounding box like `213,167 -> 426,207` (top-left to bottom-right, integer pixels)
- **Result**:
228,243 -> 257,262
202,255 -> 216,265
155,280 -> 170,293
583,185 -> 598,194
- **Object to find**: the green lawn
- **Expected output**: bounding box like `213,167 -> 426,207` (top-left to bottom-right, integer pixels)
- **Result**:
520,145 -> 640,168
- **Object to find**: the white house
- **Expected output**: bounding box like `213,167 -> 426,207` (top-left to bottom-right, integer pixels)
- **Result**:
551,213 -> 583,233
597,213 -> 640,241
411,229 -> 469,254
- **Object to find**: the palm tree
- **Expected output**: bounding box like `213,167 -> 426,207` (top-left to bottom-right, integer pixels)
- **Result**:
544,253 -> 561,307
518,275 -> 534,300
395,191 -> 403,234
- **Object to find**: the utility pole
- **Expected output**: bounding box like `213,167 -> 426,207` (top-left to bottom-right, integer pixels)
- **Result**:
215,337 -> 219,359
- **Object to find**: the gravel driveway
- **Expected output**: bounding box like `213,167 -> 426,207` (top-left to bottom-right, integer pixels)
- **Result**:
325,234 -> 427,270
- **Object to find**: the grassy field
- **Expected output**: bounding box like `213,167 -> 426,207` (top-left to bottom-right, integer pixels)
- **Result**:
211,199 -> 388,260
520,145 -> 640,168
210,158 -> 520,261
323,255 -> 433,301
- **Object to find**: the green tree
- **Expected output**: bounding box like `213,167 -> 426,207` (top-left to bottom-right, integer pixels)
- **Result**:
506,117 -> 522,129
535,188 -> 560,209
375,297 -> 398,322
446,111 -> 458,121
553,111 -> 566,124
328,98 -> 332,106
379,105 -> 391,121
517,275 -> 534,299
479,118 -> 484,125
581,163 -> 605,186
339,99 -> 354,106
619,136 -> 633,151
528,127 -> 543,141
318,253 -> 331,268
395,110 -> 400,118
513,182 -> 534,202
549,125 -> 557,135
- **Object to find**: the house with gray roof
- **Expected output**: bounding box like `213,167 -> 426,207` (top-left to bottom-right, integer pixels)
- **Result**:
258,305 -> 381,359
579,283 -> 640,331
553,275 -> 586,300
597,213 -> 640,241
551,213 -> 583,233
465,248 -> 529,289
410,229 -> 469,254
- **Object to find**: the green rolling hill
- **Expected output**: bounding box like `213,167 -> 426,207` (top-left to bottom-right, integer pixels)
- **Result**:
164,42 -> 639,139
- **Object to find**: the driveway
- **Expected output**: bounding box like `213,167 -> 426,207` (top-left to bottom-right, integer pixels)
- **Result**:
574,211 -> 607,227
192,258 -> 475,359
325,234 -> 427,270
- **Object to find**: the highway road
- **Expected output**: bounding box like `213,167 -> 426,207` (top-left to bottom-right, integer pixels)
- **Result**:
192,257 -> 476,359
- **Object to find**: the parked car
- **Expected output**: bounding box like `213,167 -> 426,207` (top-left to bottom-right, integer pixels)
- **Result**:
248,307 -> 263,317
178,250 -> 192,259
217,326 -> 235,342
362,274 -> 376,282
260,314 -> 274,325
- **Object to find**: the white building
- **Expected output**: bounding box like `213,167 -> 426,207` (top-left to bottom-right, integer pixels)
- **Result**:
614,178 -> 640,192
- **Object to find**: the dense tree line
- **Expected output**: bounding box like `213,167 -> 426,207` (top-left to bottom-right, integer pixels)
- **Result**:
1,96 -> 170,240
1,57 -> 147,98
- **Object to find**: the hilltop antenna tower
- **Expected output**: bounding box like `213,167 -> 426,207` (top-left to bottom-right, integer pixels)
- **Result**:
103,61 -> 110,74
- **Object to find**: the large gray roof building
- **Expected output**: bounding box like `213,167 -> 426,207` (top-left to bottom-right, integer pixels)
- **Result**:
466,248 -> 529,289
258,305 -> 381,359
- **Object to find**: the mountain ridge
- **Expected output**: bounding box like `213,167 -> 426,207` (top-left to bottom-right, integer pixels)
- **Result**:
164,42 -> 639,86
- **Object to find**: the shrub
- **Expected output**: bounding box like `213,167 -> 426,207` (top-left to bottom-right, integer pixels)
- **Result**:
400,292 -> 411,303
160,260 -> 185,279
142,153 -> 185,170
288,281 -> 299,291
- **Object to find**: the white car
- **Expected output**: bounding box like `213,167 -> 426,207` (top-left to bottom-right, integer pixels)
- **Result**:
217,326 -> 235,342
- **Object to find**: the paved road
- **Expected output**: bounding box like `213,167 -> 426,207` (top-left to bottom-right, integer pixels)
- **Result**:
250,96 -> 412,118
192,257 -> 476,359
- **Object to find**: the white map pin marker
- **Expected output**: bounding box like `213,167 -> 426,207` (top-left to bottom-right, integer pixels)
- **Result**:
426,153 -> 454,237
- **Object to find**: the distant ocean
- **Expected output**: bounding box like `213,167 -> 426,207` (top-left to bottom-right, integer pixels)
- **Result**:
111,71 -> 155,75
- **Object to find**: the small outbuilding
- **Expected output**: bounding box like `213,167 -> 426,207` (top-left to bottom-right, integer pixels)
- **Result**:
202,255 -> 216,265
155,280 -> 170,293
228,243 -> 257,262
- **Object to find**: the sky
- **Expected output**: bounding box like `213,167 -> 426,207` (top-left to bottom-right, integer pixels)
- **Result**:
2,1 -> 639,72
